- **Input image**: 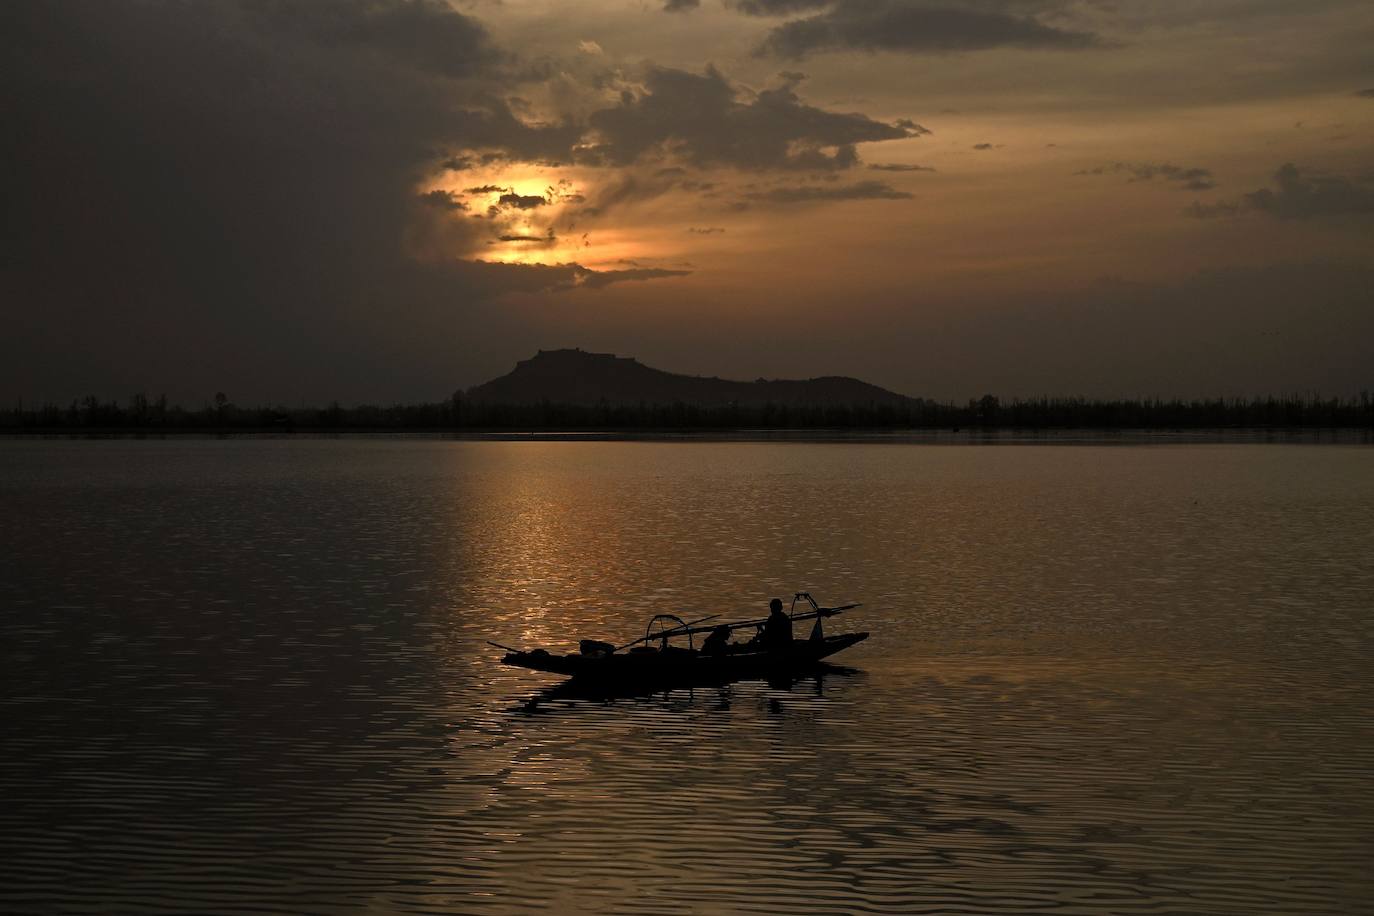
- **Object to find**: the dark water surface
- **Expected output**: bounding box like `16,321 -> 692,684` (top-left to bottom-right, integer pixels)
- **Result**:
3,440 -> 1372,914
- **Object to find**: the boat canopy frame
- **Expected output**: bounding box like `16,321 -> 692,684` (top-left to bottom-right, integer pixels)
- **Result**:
616,593 -> 860,652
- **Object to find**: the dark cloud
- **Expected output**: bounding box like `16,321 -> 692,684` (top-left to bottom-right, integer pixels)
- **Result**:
1078,162 -> 1217,191
497,192 -> 549,209
498,231 -> 557,243
583,65 -> 916,171
418,190 -> 469,210
973,143 -> 994,150
1356,88 -> 1374,98
688,227 -> 727,233
747,180 -> 913,203
576,267 -> 692,288
663,0 -> 700,11
1186,163 -> 1374,220
253,0 -> 504,78
869,163 -> 936,171
753,1 -> 1100,59
466,185 -> 510,194
1244,163 -> 1374,219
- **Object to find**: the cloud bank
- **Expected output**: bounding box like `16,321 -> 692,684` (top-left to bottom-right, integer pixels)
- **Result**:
1187,163 -> 1374,220
582,66 -> 918,171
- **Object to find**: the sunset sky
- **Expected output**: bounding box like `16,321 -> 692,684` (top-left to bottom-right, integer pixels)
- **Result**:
4,0 -> 1372,403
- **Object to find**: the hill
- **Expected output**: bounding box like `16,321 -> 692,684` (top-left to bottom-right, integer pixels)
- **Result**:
465,349 -> 916,408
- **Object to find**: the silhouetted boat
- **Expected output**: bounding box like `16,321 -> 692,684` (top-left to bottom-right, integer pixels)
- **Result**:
492,593 -> 868,686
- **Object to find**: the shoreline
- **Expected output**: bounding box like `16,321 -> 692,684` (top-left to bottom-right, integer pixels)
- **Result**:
2,427 -> 1370,444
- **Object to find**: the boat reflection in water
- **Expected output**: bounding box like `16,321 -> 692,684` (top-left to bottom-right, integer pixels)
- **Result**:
517,662 -> 864,714
493,592 -> 869,709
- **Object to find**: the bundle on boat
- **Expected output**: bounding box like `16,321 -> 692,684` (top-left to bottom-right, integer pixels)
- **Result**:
490,593 -> 868,685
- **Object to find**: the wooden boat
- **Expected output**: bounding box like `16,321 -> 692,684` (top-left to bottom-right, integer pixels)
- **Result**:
492,593 -> 868,686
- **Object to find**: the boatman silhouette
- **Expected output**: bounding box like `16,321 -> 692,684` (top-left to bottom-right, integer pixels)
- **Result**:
761,597 -> 793,648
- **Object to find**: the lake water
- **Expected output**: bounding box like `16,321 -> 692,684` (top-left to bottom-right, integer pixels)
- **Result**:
2,439 -> 1372,914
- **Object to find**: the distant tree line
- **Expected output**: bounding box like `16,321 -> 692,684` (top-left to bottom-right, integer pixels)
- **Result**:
3,391 -> 1372,431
